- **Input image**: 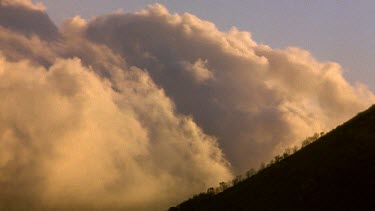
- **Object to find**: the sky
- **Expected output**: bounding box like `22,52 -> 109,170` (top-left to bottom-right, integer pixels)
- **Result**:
1,1 -> 375,210
39,0 -> 375,91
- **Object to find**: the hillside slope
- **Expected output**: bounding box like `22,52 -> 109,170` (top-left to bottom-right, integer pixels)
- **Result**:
170,105 -> 375,210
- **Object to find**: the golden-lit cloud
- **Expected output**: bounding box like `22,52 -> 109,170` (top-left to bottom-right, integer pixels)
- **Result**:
0,2 -> 373,210
0,0 -> 45,11
0,56 -> 231,210
85,4 -> 374,171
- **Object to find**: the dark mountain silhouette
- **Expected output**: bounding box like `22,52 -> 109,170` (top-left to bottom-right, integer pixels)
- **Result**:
170,105 -> 375,210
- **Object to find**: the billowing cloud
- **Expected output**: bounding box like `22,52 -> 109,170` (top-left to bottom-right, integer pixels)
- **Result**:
0,56 -> 231,210
84,4 -> 374,171
0,0 -> 45,11
0,2 -> 373,210
0,0 -> 58,41
0,2 -> 231,210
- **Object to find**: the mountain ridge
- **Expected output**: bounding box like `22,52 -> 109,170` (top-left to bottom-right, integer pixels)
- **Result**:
170,105 -> 375,210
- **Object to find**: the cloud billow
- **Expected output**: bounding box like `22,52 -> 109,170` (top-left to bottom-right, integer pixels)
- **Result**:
85,4 -> 374,171
0,2 -> 373,210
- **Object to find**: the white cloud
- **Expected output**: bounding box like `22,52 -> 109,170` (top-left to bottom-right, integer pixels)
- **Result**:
0,56 -> 232,210
0,3 -> 373,210
85,4 -> 375,171
182,58 -> 214,83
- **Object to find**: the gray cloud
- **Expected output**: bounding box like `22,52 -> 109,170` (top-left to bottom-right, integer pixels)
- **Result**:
0,0 -> 59,41
0,2 -> 373,211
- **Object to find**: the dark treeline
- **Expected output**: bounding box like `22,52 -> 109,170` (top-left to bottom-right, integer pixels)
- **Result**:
170,105 -> 375,210
171,132 -> 324,209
